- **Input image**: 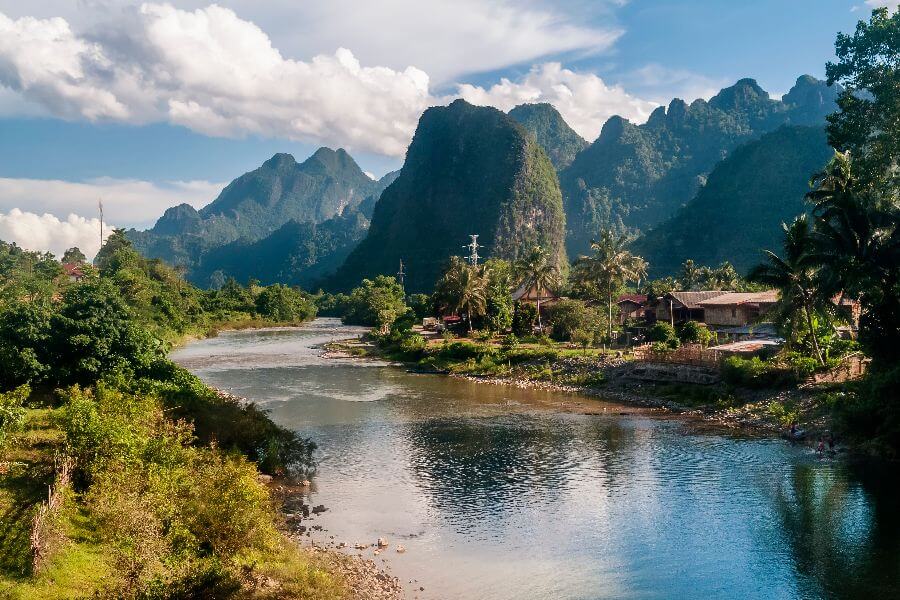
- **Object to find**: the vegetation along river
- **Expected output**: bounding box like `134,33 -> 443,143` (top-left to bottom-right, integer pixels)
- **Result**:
172,318 -> 900,600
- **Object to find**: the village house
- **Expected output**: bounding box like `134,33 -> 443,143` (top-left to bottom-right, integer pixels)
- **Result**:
616,294 -> 649,325
62,262 -> 85,283
652,291 -> 729,325
698,290 -> 779,327
511,282 -> 560,312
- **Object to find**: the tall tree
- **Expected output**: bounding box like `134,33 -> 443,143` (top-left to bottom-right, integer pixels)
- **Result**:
749,216 -> 827,366
514,246 -> 559,333
572,232 -> 647,342
435,258 -> 488,334
826,6 -> 900,192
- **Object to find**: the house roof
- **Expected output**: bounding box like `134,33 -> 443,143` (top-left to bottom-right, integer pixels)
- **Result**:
511,283 -> 559,302
62,262 -> 84,278
698,290 -> 779,307
709,339 -> 782,353
663,291 -> 729,310
617,294 -> 647,306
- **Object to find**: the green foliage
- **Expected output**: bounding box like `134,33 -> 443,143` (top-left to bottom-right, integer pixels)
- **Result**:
341,276 -> 407,333
61,247 -> 86,264
500,333 -> 519,351
434,257 -> 488,332
546,299 -> 598,343
512,301 -> 537,337
0,385 -> 28,450
677,321 -> 711,346
254,284 -> 317,322
407,293 -> 433,320
720,356 -> 797,389
830,364 -> 900,455
646,322 -> 679,349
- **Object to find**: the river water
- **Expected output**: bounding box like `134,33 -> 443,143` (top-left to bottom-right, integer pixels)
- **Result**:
172,318 -> 900,600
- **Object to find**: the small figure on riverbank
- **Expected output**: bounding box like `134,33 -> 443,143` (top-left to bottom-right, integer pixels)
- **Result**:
816,437 -> 826,456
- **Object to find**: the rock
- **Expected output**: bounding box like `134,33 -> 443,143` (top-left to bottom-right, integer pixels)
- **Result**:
257,474 -> 273,483
377,537 -> 389,548
396,545 -> 406,553
312,504 -> 327,514
302,479 -> 311,486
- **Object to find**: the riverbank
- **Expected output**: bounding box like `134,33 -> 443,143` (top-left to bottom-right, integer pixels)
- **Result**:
325,336 -> 838,446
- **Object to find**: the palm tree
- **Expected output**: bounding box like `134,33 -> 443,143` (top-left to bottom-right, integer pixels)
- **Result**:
436,257 -> 488,334
573,231 -> 648,343
513,246 -> 559,333
748,215 -> 826,366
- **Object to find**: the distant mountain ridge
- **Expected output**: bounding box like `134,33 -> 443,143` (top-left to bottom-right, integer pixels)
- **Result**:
559,75 -> 840,257
328,99 -> 566,293
129,148 -> 397,286
632,125 -> 834,276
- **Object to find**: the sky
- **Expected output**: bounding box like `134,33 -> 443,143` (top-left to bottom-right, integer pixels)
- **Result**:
0,0 -> 891,258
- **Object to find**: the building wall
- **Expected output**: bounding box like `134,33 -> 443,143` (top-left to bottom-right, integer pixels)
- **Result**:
704,305 -> 751,327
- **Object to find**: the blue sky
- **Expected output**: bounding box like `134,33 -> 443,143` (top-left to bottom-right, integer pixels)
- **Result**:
0,0 -> 885,256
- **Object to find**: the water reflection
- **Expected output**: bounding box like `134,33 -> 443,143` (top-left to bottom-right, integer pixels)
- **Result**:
173,320 -> 900,600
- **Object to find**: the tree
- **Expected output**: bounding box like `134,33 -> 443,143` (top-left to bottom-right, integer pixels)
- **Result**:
483,258 -> 514,332
514,246 -> 559,332
678,260 -> 703,290
62,247 -> 87,264
826,7 -> 900,192
435,257 -> 488,334
343,276 -> 408,333
546,299 -> 600,343
572,231 -> 647,343
749,216 -> 827,366
254,284 -> 316,323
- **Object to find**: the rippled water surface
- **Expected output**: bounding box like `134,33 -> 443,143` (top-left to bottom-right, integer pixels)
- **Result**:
172,319 -> 900,600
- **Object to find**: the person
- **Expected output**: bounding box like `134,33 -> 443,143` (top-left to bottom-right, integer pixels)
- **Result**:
816,437 -> 826,455
790,421 -> 798,437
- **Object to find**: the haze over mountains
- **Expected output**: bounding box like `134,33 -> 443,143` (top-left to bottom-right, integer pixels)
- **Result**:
130,74 -> 839,291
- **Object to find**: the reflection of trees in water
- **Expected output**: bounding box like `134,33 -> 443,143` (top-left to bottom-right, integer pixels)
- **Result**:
402,415 -> 636,523
771,461 -> 900,599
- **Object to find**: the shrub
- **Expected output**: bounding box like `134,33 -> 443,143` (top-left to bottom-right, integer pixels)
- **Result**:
512,302 -> 537,337
500,333 -> 519,351
721,356 -> 797,389
472,329 -> 493,342
677,320 -> 711,346
0,384 -> 28,450
546,299 -> 597,342
646,322 -> 679,349
398,333 -> 427,357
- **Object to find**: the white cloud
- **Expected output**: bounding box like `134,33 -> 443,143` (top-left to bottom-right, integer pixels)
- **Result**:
0,1 -> 621,84
0,209 -> 111,260
456,63 -> 659,141
0,176 -> 223,229
865,1 -> 899,8
0,3 -> 641,157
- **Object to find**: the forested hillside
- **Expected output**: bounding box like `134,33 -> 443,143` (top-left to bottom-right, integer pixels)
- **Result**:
328,99 -> 567,293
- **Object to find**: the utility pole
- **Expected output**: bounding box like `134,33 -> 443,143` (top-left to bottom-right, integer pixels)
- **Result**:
98,198 -> 104,250
396,259 -> 406,287
463,234 -> 482,266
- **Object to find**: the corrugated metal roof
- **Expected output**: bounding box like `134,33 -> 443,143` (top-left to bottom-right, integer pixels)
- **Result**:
698,290 -> 779,306
665,291 -> 730,309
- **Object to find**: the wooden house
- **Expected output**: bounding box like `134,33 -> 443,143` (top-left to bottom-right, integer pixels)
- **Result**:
616,294 -> 649,325
654,291 -> 728,325
698,291 -> 779,327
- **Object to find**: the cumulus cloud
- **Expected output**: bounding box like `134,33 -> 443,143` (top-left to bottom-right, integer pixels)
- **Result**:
456,63 -> 659,142
0,209 -> 112,260
0,4 -> 643,157
0,177 -> 223,229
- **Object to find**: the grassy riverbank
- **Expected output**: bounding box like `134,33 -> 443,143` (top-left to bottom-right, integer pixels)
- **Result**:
329,331 -> 841,444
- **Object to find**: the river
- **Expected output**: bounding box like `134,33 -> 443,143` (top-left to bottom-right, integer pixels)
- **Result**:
171,318 -> 900,600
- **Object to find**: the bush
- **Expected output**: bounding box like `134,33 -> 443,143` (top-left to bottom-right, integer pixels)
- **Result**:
254,284 -> 316,322
0,384 -> 28,449
546,299 -> 598,342
501,333 -> 519,351
677,320 -> 711,346
720,356 -> 797,389
472,329 -> 493,342
647,322 -> 679,349
512,302 -> 537,337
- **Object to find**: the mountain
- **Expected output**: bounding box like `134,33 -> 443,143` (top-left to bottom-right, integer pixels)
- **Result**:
194,209 -> 371,289
508,103 -> 588,170
559,75 -> 840,257
632,126 -> 834,277
328,99 -> 566,293
129,149 -> 397,286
